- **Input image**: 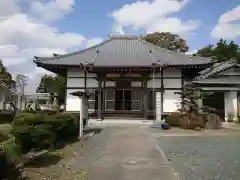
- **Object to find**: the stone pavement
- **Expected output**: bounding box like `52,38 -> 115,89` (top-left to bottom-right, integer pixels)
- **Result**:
88,126 -> 180,180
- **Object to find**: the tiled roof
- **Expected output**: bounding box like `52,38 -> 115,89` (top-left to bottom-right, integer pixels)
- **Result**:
34,35 -> 212,67
192,78 -> 240,85
191,59 -> 240,86
196,59 -> 238,80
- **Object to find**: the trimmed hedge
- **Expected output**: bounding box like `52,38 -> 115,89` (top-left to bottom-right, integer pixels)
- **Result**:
12,112 -> 79,153
13,113 -> 44,126
0,132 -> 8,142
0,149 -> 23,180
0,124 -> 13,142
0,111 -> 15,124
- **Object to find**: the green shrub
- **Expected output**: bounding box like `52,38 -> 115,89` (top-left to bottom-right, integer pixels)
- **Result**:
0,149 -> 23,180
0,124 -> 13,137
13,112 -> 44,126
12,112 -> 79,152
12,124 -> 55,153
29,124 -> 55,151
42,109 -> 58,115
0,132 -> 8,142
12,113 -> 55,152
2,138 -> 22,163
165,112 -> 181,127
44,113 -> 78,142
0,111 -> 15,124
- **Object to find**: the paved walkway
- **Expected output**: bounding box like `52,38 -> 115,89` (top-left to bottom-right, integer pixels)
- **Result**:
88,126 -> 180,180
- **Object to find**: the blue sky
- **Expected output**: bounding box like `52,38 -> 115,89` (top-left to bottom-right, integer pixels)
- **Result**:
56,0 -> 240,51
0,0 -> 239,91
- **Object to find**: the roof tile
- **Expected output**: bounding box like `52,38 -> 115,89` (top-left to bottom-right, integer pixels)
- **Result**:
34,35 -> 212,67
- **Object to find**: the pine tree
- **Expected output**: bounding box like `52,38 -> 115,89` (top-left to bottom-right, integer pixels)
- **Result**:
175,86 -> 206,129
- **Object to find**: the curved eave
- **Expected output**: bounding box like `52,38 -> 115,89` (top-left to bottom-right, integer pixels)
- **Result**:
34,60 -> 213,70
34,61 -> 69,75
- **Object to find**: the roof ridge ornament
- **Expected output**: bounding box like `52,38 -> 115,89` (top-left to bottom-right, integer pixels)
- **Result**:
53,53 -> 60,59
96,48 -> 100,54
34,56 -> 40,61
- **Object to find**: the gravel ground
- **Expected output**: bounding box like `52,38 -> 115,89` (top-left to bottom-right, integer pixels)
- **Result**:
157,134 -> 240,180
24,127 -> 112,180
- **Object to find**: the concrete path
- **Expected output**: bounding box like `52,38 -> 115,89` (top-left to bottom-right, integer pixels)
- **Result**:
88,126 -> 180,180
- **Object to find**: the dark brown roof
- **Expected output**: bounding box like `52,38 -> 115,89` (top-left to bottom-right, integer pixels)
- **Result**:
34,35 -> 212,68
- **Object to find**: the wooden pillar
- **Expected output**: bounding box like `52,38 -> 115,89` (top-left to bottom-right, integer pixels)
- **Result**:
160,68 -> 164,117
142,78 -> 148,120
102,79 -> 106,113
84,70 -> 87,93
97,79 -> 102,120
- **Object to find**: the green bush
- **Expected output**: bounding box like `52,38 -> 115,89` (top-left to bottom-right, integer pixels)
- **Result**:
0,132 -> 8,142
13,112 -> 44,126
44,113 -> 79,142
42,109 -> 58,115
165,112 -> 181,127
12,112 -> 79,152
12,124 -> 55,153
0,111 -> 15,124
0,149 -> 23,180
12,113 -> 55,152
2,138 -> 22,163
0,124 -> 13,135
12,125 -> 33,153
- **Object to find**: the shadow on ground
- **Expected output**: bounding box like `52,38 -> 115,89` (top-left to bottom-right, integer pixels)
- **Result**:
24,153 -> 63,168
83,127 -> 103,134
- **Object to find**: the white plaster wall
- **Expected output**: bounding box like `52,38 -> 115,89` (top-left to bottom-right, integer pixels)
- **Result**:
156,92 -> 161,120
66,89 -> 81,111
67,78 -> 98,88
163,68 -> 181,77
147,79 -> 161,88
224,91 -> 238,122
163,79 -> 182,88
148,68 -> 182,88
67,69 -> 98,88
148,72 -> 161,78
163,90 -> 181,113
131,81 -> 142,87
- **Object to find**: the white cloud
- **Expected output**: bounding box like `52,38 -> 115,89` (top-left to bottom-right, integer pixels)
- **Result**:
147,19 -> 200,35
0,0 -> 102,92
0,14 -> 85,66
0,0 -> 20,17
27,67 -> 55,80
110,0 -> 199,35
211,5 -> 240,39
219,5 -> 240,24
86,38 -> 104,48
29,0 -> 74,22
112,24 -> 125,35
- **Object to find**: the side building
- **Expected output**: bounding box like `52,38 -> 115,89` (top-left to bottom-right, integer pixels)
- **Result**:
33,35 -> 212,120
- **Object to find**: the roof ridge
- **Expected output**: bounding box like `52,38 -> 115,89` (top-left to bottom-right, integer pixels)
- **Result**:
109,35 -> 140,40
195,58 -> 238,80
